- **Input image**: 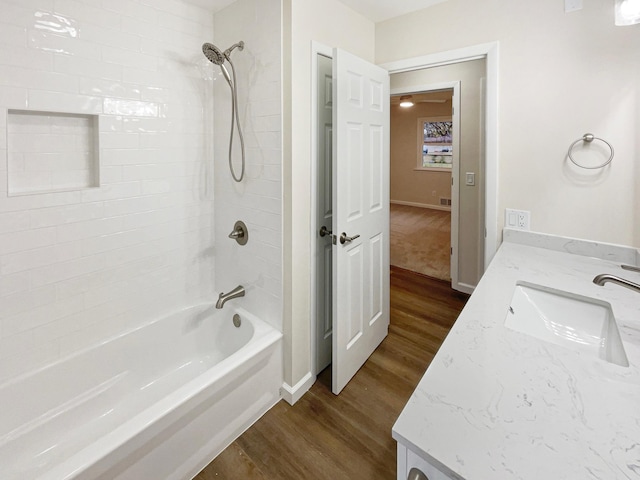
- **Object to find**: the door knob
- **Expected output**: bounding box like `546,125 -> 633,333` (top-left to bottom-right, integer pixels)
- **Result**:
319,226 -> 332,237
339,232 -> 360,244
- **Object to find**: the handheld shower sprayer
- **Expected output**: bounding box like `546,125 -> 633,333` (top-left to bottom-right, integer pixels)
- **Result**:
202,41 -> 246,183
219,63 -> 232,85
202,43 -> 225,65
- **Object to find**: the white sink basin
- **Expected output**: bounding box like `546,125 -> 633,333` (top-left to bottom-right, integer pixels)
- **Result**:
505,282 -> 629,367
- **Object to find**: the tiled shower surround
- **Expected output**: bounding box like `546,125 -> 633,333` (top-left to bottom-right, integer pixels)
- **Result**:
213,0 -> 282,332
0,0 -> 282,382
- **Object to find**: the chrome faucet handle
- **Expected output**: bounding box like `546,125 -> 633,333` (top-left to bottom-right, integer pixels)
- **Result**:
228,228 -> 244,239
228,220 -> 248,245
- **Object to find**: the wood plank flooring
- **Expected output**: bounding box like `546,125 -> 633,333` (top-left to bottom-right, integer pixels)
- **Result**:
195,267 -> 469,480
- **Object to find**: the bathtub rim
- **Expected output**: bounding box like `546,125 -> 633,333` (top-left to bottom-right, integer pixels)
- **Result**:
0,303 -> 269,390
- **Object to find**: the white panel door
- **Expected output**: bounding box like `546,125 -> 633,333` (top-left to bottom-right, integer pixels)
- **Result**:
332,48 -> 390,395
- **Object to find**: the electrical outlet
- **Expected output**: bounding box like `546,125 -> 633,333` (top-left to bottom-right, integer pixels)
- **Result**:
517,211 -> 529,229
505,209 -> 531,231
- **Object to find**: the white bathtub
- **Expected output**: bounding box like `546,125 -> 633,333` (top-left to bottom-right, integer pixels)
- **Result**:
0,304 -> 283,480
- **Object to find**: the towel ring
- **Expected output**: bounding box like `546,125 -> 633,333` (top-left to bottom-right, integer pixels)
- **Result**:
567,133 -> 614,169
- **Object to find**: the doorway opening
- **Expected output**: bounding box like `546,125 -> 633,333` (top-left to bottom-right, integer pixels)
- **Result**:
391,58 -> 487,294
390,89 -> 455,282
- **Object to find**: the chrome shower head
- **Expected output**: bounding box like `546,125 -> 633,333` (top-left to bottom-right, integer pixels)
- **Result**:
202,41 -> 244,66
202,43 -> 225,65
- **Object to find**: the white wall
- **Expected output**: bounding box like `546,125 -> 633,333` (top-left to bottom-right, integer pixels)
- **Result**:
213,0 -> 282,331
0,0 -> 215,382
377,0 -> 640,248
283,0 -> 375,391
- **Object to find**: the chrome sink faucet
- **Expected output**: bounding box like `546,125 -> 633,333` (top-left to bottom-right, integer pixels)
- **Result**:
216,285 -> 245,309
593,274 -> 640,294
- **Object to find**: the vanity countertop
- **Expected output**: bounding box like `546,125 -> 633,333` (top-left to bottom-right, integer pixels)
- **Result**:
393,230 -> 640,479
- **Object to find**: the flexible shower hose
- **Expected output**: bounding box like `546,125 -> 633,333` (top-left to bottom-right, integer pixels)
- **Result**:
225,58 -> 245,182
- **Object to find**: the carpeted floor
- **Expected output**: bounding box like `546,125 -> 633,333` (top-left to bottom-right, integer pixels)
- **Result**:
390,204 -> 451,281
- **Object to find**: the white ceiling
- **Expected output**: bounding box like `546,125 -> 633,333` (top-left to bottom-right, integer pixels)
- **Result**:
335,0 -> 449,23
181,0 -> 235,13
181,0 -> 448,23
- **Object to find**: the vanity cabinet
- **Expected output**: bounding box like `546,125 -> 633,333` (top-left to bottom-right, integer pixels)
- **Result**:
397,442 -> 455,480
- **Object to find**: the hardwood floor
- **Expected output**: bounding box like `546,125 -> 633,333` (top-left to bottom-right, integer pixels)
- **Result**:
195,267 -> 468,480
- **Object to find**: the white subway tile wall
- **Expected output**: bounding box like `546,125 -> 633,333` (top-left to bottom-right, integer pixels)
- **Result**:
0,0 -> 219,382
213,0 -> 282,331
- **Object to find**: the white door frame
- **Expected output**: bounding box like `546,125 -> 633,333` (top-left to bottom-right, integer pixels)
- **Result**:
380,42 -> 500,271
390,81 -> 462,292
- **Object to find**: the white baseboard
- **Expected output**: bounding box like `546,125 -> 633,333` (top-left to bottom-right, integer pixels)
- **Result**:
280,372 -> 315,405
390,199 -> 451,212
455,282 -> 475,295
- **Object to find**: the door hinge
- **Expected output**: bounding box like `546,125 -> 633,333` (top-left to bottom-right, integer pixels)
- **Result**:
450,247 -> 453,255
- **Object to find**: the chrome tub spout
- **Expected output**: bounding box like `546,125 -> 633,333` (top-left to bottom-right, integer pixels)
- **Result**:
216,285 -> 245,309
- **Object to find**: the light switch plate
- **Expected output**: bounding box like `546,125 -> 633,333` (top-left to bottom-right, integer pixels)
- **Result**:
465,172 -> 475,186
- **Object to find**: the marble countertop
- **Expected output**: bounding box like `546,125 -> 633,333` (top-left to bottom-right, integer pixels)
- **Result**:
393,230 -> 640,480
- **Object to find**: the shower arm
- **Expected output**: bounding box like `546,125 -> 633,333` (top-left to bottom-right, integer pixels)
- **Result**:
224,41 -> 244,59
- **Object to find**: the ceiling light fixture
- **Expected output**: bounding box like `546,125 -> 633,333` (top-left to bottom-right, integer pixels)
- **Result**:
399,95 -> 414,108
615,0 -> 640,25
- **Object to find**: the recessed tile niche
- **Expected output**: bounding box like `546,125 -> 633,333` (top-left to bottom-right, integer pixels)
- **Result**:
7,110 -> 99,196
